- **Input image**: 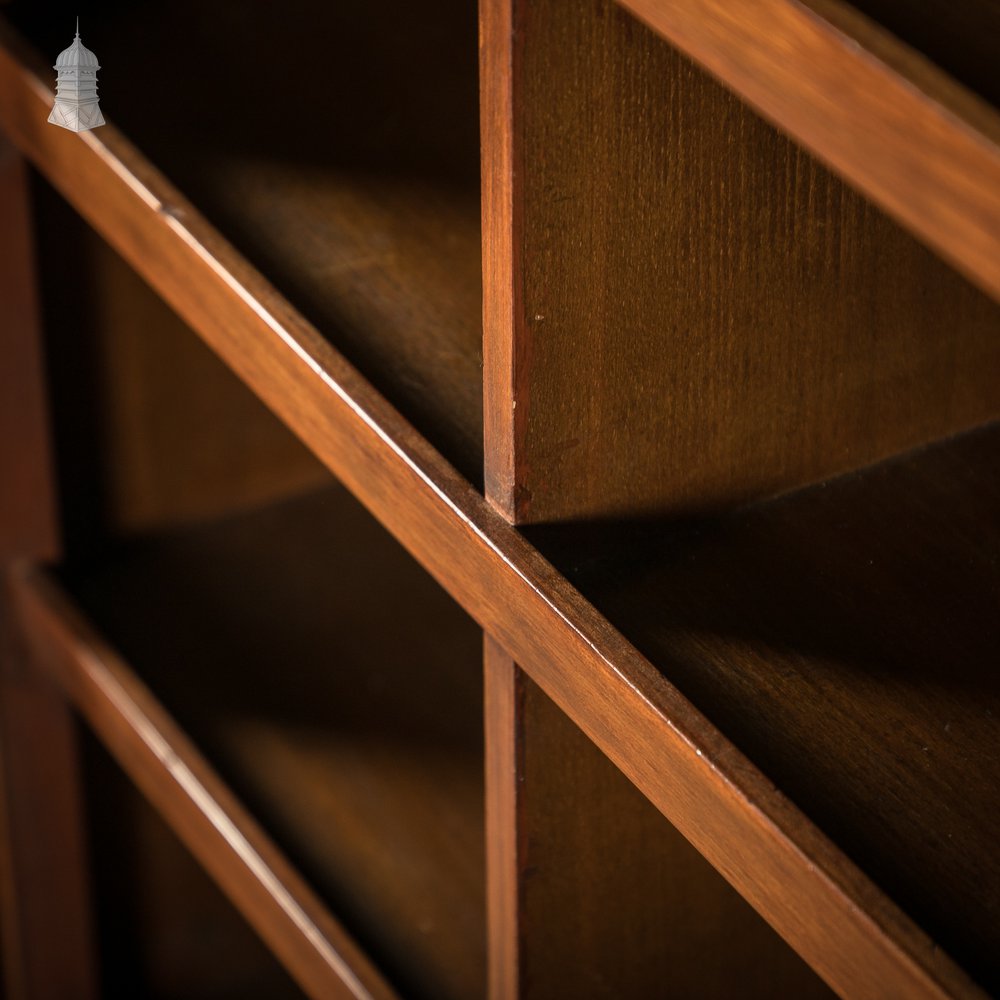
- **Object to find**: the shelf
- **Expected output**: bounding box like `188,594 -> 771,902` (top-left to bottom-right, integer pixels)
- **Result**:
527,420 -> 1000,995
616,0 -> 1000,300
29,481 -> 486,1000
3,4 -> 997,996
1,0 -> 484,485
81,733 -> 306,999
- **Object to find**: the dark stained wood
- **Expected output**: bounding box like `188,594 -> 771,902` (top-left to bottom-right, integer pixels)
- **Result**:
81,733 -> 305,999
807,0 -> 1000,107
4,0 -> 484,487
480,0 -> 524,514
30,175 -> 328,546
616,0 -> 1000,302
486,0 -> 1000,523
483,638 -> 523,1000
528,419 -> 1000,996
51,483 -> 486,1000
518,673 -> 835,999
485,639 -> 833,999
0,135 -> 94,1000
0,14 -> 986,998
0,588 -> 96,1000
9,565 -> 400,1000
0,138 -> 56,562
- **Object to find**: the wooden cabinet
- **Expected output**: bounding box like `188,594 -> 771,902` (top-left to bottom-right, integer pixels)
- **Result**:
1,1 -> 998,997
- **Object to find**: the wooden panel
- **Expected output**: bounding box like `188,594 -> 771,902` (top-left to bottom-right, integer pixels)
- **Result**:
616,0 -> 1000,301
5,0 -> 484,486
0,590 -> 95,1000
0,138 -> 55,562
528,419 -> 1000,995
485,641 -> 832,999
484,0 -> 1000,523
0,135 -> 93,1000
518,673 -> 834,999
483,638 -> 522,1000
0,23 -> 980,999
807,0 -> 1000,106
52,483 -> 486,1000
9,566 -> 398,1000
31,175 -> 328,546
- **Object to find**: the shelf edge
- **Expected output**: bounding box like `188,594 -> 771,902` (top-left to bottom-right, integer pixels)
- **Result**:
7,566 -> 399,1000
614,0 -> 1000,302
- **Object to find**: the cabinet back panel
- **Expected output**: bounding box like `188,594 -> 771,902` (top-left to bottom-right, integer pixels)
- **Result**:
31,176 -> 328,552
516,675 -> 835,999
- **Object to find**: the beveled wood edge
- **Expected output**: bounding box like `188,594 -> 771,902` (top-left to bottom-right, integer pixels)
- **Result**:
614,0 -> 1000,303
7,566 -> 399,1000
0,21 -> 985,999
483,637 -> 523,1000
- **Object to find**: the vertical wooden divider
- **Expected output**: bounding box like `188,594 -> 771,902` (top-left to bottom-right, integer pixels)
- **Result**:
476,0 -> 996,993
0,137 -> 97,999
483,637 -> 523,1000
485,0 -> 1000,527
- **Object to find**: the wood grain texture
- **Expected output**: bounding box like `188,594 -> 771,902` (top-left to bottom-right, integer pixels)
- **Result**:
30,175 -> 328,548
54,483 -> 486,1000
480,0 -> 524,513
518,674 -> 834,999
488,0 -> 1000,523
0,18 -> 983,999
5,0 -> 484,487
0,137 -> 56,563
805,0 -> 1000,107
483,639 -> 523,1000
528,419 -> 1000,996
616,0 -> 1000,302
485,638 -> 832,999
8,567 -> 399,1000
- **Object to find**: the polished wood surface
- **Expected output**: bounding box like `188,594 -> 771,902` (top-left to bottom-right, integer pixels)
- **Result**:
806,0 -> 1000,106
1,6 -> 995,997
616,0 -> 1000,301
480,0 -> 523,514
0,18 -> 981,994
486,639 -> 833,999
483,0 -> 1000,523
517,674 -> 834,999
529,419 -> 1000,995
49,483 -> 486,1000
10,566 -> 399,1000
4,0 -> 484,487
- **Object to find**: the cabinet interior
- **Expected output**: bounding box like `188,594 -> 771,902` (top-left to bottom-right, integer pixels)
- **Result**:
0,0 -> 998,997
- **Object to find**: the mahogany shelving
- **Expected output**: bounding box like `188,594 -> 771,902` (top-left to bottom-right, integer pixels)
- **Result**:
1,1 -> 998,998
